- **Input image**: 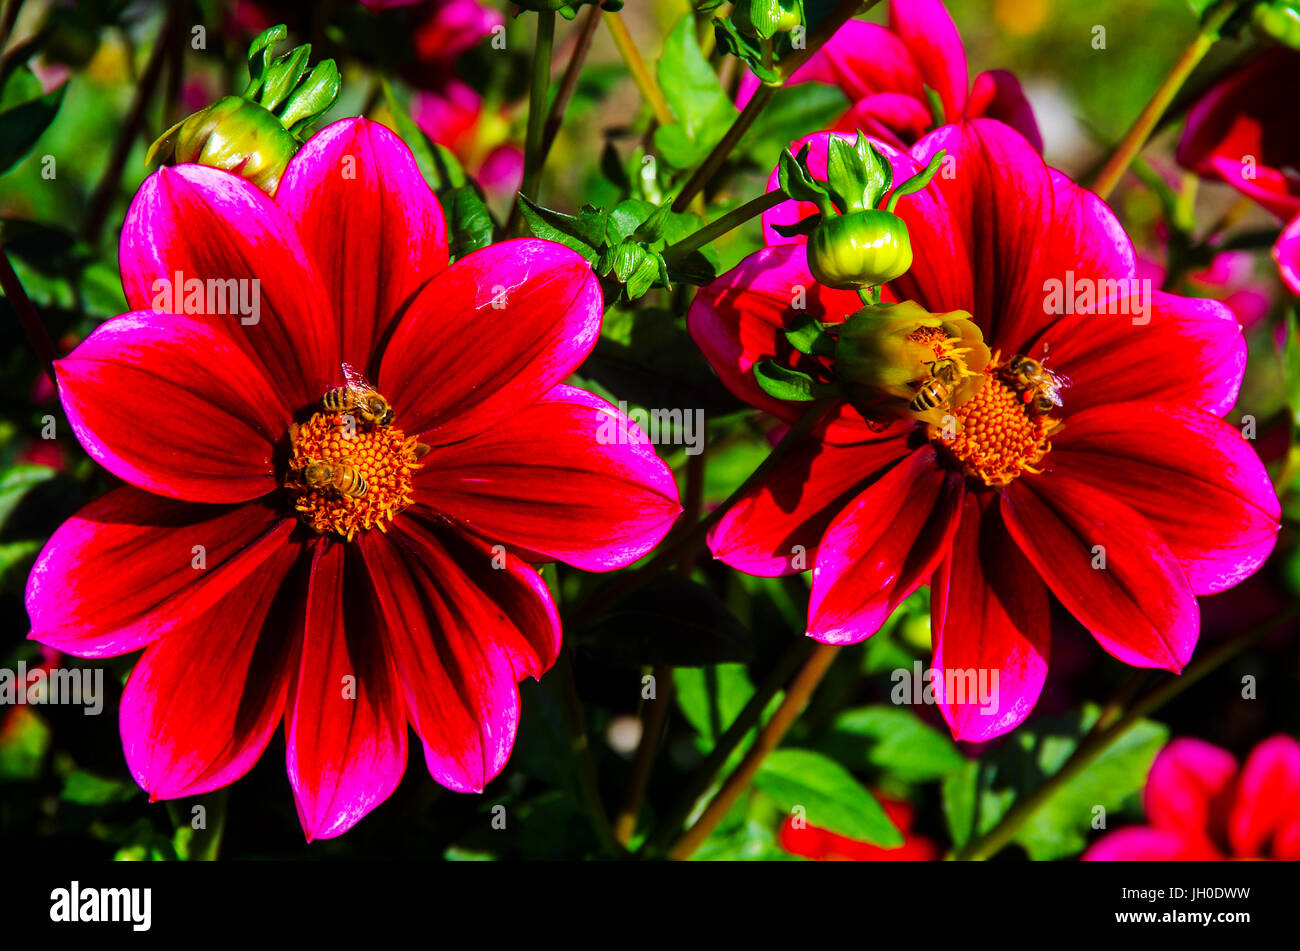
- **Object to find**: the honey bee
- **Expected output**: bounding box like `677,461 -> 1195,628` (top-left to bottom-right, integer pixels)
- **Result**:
301,459 -> 367,498
999,355 -> 1070,414
323,362 -> 394,427
907,357 -> 962,414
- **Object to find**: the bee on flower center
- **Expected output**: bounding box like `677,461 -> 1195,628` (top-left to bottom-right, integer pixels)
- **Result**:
322,361 -> 395,427
301,459 -> 368,499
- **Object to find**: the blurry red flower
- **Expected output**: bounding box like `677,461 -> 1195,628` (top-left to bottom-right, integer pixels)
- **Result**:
779,797 -> 939,860
689,121 -> 1279,741
738,0 -> 1041,151
1085,735 -> 1300,860
25,117 -> 680,840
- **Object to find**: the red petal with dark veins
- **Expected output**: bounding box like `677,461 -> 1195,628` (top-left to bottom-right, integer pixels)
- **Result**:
276,117 -> 449,373
379,239 -> 602,445
413,385 -> 681,572
26,487 -> 294,658
120,539 -> 304,801
1048,403 -> 1279,595
708,419 -> 912,577
119,164 -> 339,409
286,539 -> 408,842
359,516 -> 560,792
808,446 -> 963,645
931,491 -> 1050,741
1002,473 -> 1199,673
56,312 -> 291,502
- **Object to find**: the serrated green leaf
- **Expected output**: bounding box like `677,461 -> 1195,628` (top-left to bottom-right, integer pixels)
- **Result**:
755,748 -> 903,846
516,195 -> 603,262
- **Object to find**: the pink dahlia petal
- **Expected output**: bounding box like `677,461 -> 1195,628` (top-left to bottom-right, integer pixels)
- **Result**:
26,488 -> 293,658
413,385 -> 681,571
1143,737 -> 1237,837
56,312 -> 290,503
1275,214 -> 1300,297
1049,403 -> 1279,595
800,18 -> 924,101
687,241 -> 860,419
841,93 -> 934,149
360,517 -> 560,792
120,540 -> 303,800
967,69 -> 1043,153
276,117 -> 449,372
888,0 -> 968,119
286,540 -> 408,841
1083,826 -> 1217,861
119,164 -> 339,407
379,239 -> 602,444
931,492 -> 1050,741
1003,473 -> 1198,673
1228,734 -> 1300,858
808,446 -> 963,645
708,420 -> 912,577
1041,293 -> 1244,418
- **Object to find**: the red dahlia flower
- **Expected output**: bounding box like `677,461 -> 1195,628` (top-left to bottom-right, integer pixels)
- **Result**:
24,117 -> 680,840
738,0 -> 1041,152
1084,735 -> 1300,860
779,797 -> 939,861
688,120 -> 1279,741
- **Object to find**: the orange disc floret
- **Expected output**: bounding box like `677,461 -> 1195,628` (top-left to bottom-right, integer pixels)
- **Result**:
284,408 -> 424,541
929,352 -> 1061,487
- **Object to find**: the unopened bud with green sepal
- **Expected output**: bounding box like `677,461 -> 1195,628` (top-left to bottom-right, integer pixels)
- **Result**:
146,25 -> 340,196
1252,1 -> 1300,47
733,0 -> 805,38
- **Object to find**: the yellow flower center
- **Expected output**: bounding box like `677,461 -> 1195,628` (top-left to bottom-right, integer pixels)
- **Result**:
928,351 -> 1062,487
284,392 -> 425,541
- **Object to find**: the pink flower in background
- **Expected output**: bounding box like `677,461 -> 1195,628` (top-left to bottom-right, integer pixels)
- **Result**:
1085,735 -> 1300,860
738,0 -> 1041,151
413,80 -> 524,202
689,121 -> 1279,742
25,117 -> 680,840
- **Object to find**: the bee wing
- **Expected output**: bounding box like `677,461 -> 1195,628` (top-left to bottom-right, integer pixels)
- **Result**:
1043,369 -> 1070,405
339,361 -> 376,397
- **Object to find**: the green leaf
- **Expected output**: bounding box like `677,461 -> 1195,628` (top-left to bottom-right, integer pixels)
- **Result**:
654,15 -> 737,168
819,706 -> 966,783
752,360 -> 816,401
1283,308 -> 1300,425
0,464 -> 56,529
516,195 -> 604,262
575,574 -> 753,667
942,704 -> 1169,859
447,185 -> 495,258
755,749 -> 903,846
61,769 -> 137,806
0,707 -> 50,780
776,144 -> 829,207
0,68 -> 66,176
674,663 -> 754,745
783,313 -> 834,356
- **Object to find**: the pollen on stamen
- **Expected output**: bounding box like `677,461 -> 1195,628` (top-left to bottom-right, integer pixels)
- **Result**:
284,408 -> 425,541
929,351 -> 1062,487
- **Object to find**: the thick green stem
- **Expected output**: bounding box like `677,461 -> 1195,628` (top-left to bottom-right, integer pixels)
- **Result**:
662,190 -> 786,263
1089,0 -> 1237,201
519,11 -> 557,208
953,604 -> 1300,861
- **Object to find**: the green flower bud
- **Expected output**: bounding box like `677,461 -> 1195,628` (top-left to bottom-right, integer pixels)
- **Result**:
148,96 -> 298,195
833,300 -> 990,424
808,210 -> 913,289
734,0 -> 804,38
1252,1 -> 1300,48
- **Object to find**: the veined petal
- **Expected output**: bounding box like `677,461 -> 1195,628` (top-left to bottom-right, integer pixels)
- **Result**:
708,419 -> 911,576
120,540 -> 304,801
56,312 -> 289,503
808,446 -> 963,644
967,70 -> 1042,153
888,0 -> 968,119
931,492 -> 1050,741
26,488 -> 293,658
119,163 -> 338,408
286,540 -> 408,842
360,517 -> 559,792
1049,403 -> 1279,594
1003,472 -> 1199,673
276,117 -> 449,373
379,239 -> 602,444
413,385 -> 681,571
